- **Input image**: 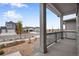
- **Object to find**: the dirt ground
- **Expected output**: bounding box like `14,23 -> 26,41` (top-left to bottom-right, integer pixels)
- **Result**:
1,37 -> 39,56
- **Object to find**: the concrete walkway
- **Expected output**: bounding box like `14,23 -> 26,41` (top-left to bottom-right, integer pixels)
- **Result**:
45,39 -> 77,56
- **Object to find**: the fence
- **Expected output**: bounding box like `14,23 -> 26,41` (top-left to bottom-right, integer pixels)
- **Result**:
0,33 -> 38,42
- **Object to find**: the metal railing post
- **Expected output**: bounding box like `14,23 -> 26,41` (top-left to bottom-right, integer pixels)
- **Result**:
61,31 -> 63,39
55,32 -> 57,43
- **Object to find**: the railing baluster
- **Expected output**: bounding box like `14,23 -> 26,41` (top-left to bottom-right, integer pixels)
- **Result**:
55,32 -> 57,43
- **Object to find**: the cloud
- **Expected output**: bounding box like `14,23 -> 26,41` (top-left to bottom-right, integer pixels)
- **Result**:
3,10 -> 23,22
0,3 -> 28,8
10,3 -> 28,8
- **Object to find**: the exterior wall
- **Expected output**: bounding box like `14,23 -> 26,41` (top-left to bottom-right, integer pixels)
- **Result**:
1,29 -> 7,33
0,21 -> 16,35
6,21 -> 16,29
7,29 -> 15,33
64,21 -> 76,39
0,26 -> 7,33
65,21 -> 76,31
1,29 -> 16,35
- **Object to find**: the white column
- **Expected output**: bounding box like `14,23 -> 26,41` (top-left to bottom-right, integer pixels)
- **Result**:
60,15 -> 63,39
40,3 -> 47,54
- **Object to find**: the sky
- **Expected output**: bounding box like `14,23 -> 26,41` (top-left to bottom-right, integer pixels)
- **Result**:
0,3 -> 76,29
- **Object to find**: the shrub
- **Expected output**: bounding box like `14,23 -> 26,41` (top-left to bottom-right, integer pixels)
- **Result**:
0,50 -> 4,55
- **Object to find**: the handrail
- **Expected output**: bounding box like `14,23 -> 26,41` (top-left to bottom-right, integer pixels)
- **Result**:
47,31 -> 62,35
63,31 -> 76,33
47,31 -> 76,34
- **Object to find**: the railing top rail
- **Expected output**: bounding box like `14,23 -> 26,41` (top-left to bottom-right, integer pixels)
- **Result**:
47,31 -> 76,35
63,31 -> 76,33
47,31 -> 62,35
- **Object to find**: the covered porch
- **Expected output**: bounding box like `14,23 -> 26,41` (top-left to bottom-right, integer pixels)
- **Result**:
38,3 -> 79,56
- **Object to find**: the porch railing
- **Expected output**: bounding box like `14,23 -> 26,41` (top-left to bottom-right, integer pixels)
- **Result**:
47,32 -> 61,46
46,31 -> 76,46
63,31 -> 76,40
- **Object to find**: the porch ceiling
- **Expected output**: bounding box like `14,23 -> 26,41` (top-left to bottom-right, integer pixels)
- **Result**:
46,3 -> 77,16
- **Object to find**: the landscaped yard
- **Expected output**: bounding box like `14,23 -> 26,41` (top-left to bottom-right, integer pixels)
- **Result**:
0,37 -> 39,56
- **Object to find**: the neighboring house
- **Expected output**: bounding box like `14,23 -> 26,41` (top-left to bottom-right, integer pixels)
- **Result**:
0,21 -> 17,35
63,18 -> 76,39
6,21 -> 16,29
5,21 -> 16,34
0,26 -> 7,33
63,18 -> 76,31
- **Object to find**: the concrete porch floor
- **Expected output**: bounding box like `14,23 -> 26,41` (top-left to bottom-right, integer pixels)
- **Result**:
45,39 -> 77,56
34,39 -> 77,56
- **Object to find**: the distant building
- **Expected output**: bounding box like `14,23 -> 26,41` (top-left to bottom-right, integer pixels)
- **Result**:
23,27 -> 35,33
34,27 -> 40,32
23,27 -> 40,33
0,26 -> 7,33
0,21 -> 17,35
6,21 -> 16,29
5,21 -> 16,34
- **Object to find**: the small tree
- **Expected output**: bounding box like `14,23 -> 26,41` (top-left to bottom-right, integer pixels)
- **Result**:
15,24 -> 18,34
15,21 -> 23,39
27,29 -> 31,43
